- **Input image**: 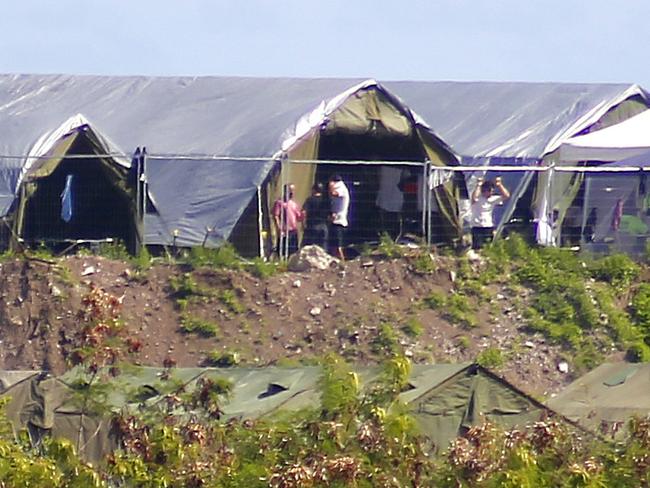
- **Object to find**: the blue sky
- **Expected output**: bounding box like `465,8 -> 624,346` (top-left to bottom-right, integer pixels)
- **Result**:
2,0 -> 649,88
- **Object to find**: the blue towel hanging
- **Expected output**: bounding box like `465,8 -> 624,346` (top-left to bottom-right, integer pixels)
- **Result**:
60,174 -> 74,223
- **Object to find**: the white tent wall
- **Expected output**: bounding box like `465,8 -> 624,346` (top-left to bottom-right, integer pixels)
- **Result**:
560,106 -> 650,163
533,96 -> 650,246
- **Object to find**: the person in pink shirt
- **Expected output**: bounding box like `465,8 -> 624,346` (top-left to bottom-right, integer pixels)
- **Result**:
273,183 -> 303,257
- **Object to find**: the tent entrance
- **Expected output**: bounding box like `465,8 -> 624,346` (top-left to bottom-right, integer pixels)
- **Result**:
317,130 -> 427,244
18,131 -> 135,250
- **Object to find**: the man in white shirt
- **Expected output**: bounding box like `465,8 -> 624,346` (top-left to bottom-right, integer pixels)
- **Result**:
470,177 -> 510,249
328,174 -> 350,260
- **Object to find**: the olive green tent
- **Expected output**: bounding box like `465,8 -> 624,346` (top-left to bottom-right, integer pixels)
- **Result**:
546,362 -> 650,439
0,364 -> 559,464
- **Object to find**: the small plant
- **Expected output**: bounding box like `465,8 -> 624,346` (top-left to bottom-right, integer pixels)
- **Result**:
589,253 -> 640,290
377,233 -> 404,259
205,349 -> 241,367
219,289 -> 245,314
401,317 -> 424,338
456,335 -> 470,351
247,257 -> 284,278
97,240 -> 131,260
423,291 -> 447,309
179,314 -> 220,338
476,347 -> 504,369
185,243 -> 243,270
169,273 -> 214,309
411,251 -> 436,274
370,323 -> 400,355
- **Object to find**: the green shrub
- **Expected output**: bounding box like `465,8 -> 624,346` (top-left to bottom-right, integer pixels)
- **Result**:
185,243 -> 242,270
179,314 -> 220,338
247,257 -> 283,278
631,284 -> 650,334
423,291 -> 446,309
412,252 -> 436,274
205,349 -> 241,367
218,289 -> 245,314
371,323 -> 400,355
401,317 -> 424,338
377,232 -> 404,258
589,254 -> 640,289
456,335 -> 470,351
476,347 -> 504,369
97,240 -> 131,260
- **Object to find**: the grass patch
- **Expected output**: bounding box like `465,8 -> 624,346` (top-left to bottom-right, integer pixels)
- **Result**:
370,323 -> 400,355
401,317 -> 424,338
219,289 -> 245,314
179,314 -> 221,338
205,349 -> 241,367
476,347 -> 505,369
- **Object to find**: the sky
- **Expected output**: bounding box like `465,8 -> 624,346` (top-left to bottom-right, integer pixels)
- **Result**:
2,0 -> 650,88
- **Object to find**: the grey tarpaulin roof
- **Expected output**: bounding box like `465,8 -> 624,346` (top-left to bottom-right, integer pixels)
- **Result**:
0,75 -> 646,245
383,80 -> 648,160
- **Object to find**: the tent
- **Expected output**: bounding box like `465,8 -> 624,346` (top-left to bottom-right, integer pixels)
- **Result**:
0,364 -> 560,462
2,75 -> 648,253
559,109 -> 650,163
381,81 -> 650,242
546,362 -> 650,439
0,75 -> 464,255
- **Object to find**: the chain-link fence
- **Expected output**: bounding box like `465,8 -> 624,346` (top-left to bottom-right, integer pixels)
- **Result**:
3,153 -> 650,258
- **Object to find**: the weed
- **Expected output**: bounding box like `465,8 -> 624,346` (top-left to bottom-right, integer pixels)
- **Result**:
169,273 -> 214,305
446,293 -> 478,328
411,252 -> 436,274
423,291 -> 446,309
456,336 -> 470,351
179,314 -> 220,338
185,243 -> 242,270
205,349 -> 241,367
248,257 -> 284,278
377,233 -> 404,259
219,289 -> 245,314
97,240 -> 131,261
589,254 -> 640,290
401,317 -> 424,338
370,323 -> 400,355
132,246 -> 152,272
476,347 -> 504,369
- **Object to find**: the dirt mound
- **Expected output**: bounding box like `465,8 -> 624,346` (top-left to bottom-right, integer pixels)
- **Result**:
0,252 -> 575,397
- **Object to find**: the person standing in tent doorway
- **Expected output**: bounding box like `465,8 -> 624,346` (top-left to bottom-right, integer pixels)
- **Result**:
328,174 -> 350,260
273,183 -> 303,257
471,177 -> 510,249
302,182 -> 329,250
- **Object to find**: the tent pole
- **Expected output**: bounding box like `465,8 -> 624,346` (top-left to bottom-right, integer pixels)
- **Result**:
281,154 -> 287,260
141,148 -> 148,253
426,161 -> 432,247
421,160 -> 427,239
580,174 -> 592,248
257,185 -> 263,258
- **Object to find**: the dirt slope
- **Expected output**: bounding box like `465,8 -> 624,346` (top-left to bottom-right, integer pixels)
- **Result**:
0,253 -> 578,397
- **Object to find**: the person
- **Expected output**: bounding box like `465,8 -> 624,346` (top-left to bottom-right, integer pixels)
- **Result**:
273,183 -> 303,257
302,182 -> 329,249
376,166 -> 403,239
328,175 -> 350,260
470,177 -> 510,249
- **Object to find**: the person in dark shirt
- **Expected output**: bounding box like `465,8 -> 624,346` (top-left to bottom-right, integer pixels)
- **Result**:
302,182 -> 329,250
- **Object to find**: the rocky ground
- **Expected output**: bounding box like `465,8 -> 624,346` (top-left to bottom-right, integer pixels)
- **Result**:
0,248 -> 598,398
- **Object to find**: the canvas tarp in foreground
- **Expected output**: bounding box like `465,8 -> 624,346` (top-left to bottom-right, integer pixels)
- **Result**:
546,363 -> 650,439
0,363 -> 558,463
